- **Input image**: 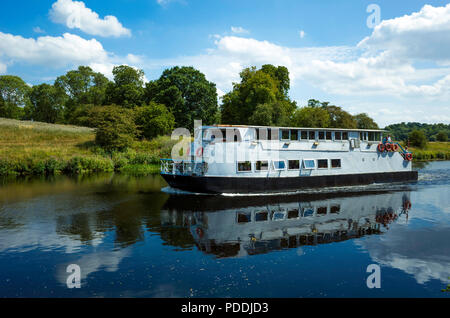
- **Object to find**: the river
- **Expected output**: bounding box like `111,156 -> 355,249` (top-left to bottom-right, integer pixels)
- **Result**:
0,161 -> 449,297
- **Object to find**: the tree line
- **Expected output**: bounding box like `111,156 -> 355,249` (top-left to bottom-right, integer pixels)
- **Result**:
0,64 -> 387,150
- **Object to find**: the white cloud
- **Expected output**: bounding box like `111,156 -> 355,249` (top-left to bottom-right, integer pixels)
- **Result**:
298,30 -> 305,39
358,3 -> 450,63
0,62 -> 6,74
49,0 -> 131,38
0,32 -> 108,68
33,26 -> 45,34
231,26 -> 250,34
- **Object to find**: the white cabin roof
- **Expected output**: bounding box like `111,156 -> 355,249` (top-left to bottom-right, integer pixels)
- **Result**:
199,124 -> 386,133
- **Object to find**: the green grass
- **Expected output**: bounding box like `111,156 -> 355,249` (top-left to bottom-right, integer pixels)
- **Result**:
0,118 -> 176,177
407,142 -> 450,161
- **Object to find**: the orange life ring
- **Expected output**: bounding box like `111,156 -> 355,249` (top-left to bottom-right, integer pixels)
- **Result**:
403,200 -> 412,210
377,143 -> 385,152
385,143 -> 392,151
405,153 -> 413,161
196,228 -> 204,238
195,147 -> 203,157
392,143 -> 399,151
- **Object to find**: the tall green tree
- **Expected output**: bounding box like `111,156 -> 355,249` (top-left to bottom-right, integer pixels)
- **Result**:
55,66 -> 110,122
29,84 -> 67,123
105,65 -> 145,108
291,106 -> 331,128
221,65 -> 296,125
0,75 -> 31,119
354,113 -> 379,129
323,105 -> 357,129
145,66 -> 218,131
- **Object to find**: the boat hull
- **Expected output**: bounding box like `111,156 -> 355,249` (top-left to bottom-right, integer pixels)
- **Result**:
161,171 -> 418,194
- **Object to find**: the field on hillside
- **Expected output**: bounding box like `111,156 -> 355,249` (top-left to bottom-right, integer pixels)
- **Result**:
0,118 -> 176,177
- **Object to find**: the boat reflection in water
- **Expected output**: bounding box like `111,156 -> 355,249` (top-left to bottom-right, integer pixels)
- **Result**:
161,191 -> 412,258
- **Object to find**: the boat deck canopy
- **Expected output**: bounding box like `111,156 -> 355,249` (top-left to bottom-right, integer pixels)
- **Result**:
201,125 -> 386,133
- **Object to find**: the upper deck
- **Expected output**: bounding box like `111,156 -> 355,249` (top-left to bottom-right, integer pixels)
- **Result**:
195,125 -> 386,144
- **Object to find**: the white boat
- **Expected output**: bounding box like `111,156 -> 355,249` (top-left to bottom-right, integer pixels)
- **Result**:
160,125 -> 417,193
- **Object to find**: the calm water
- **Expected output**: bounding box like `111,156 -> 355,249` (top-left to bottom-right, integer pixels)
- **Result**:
0,162 -> 449,298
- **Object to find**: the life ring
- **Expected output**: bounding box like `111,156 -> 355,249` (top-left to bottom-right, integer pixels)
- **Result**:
403,200 -> 412,210
377,143 -> 385,152
195,147 -> 203,157
196,227 -> 204,238
385,143 -> 392,151
392,143 -> 399,151
405,153 -> 413,161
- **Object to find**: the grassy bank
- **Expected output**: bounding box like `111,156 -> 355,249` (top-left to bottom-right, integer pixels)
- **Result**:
407,142 -> 450,161
0,118 -> 177,177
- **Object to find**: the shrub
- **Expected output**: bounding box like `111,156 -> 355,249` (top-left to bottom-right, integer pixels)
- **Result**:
134,102 -> 175,140
436,131 -> 448,142
94,105 -> 137,151
408,129 -> 427,149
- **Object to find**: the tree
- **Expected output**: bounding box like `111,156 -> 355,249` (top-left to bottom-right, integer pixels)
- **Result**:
94,105 -> 137,151
54,66 -> 110,122
29,84 -> 66,123
0,75 -> 31,119
135,102 -> 175,139
323,105 -> 357,128
355,113 -> 379,129
221,65 -> 296,125
105,65 -> 145,108
408,130 -> 427,148
436,131 -> 448,142
291,106 -> 330,128
145,66 -> 218,131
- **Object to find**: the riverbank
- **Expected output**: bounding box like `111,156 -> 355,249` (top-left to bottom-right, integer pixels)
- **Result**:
0,118 -> 175,177
408,142 -> 450,161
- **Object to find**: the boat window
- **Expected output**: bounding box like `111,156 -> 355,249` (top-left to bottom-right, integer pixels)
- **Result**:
255,211 -> 268,222
318,131 -> 325,140
317,159 -> 328,169
281,129 -> 290,140
342,132 -> 348,140
226,129 -> 242,142
330,205 -> 340,213
360,132 -> 368,141
288,209 -> 299,219
368,132 -> 379,141
271,211 -> 286,221
300,130 -> 308,140
331,159 -> 341,168
290,130 -> 298,141
317,207 -> 327,215
302,207 -> 314,217
334,132 -> 342,140
255,160 -> 269,171
237,161 -> 252,172
256,128 -> 266,140
326,131 -> 332,140
237,212 -> 251,223
288,160 -> 300,170
303,159 -> 315,169
308,131 -> 316,140
273,160 -> 286,170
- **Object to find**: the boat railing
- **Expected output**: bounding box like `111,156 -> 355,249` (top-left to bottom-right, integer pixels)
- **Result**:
160,159 -> 208,176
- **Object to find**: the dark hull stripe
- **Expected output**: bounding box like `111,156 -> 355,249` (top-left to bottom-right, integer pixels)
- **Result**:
161,171 -> 418,194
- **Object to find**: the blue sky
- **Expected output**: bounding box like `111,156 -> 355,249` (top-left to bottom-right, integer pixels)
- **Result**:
1,0 -> 450,126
